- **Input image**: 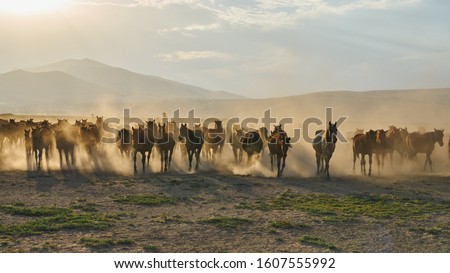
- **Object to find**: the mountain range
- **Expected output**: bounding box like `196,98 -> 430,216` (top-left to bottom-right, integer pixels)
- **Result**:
0,58 -> 449,131
0,58 -> 242,106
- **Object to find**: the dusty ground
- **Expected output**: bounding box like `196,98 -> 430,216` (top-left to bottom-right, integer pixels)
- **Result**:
0,169 -> 448,253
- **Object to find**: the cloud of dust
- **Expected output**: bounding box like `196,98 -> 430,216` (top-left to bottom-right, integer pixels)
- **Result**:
1,90 -> 449,177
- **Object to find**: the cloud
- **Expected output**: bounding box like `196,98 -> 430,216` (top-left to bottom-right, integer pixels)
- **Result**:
157,50 -> 232,62
71,1 -> 421,29
158,23 -> 220,36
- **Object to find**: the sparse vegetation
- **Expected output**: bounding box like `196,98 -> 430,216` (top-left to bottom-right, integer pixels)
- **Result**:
270,191 -> 449,222
270,220 -> 310,229
80,237 -> 134,249
299,236 -> 337,250
143,245 -> 159,252
201,216 -> 253,229
0,204 -> 115,236
112,194 -> 178,206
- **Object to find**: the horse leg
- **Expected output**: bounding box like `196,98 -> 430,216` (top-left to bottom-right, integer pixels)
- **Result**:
425,153 -> 432,172
381,153 -> 385,171
361,155 -> 365,175
160,149 -> 164,172
65,150 -> 70,170
167,149 -> 173,170
188,150 -> 193,172
142,152 -> 146,174
325,156 -> 331,180
133,150 -> 138,175
281,155 -> 286,176
39,149 -> 43,171
45,148 -> 50,172
368,153 -> 372,176
271,154 -> 274,172
195,150 -> 200,171
376,153 -> 380,175
164,150 -> 169,172
146,150 -> 151,167
353,151 -> 356,173
233,148 -> 238,164
277,154 -> 281,178
71,149 -> 76,169
316,152 -> 321,176
59,150 -> 63,170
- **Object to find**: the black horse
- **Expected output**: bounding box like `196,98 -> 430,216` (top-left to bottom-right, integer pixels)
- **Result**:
178,123 -> 204,171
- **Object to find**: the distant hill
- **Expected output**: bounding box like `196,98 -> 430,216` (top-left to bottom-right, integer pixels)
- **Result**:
25,58 -> 243,100
0,69 -> 113,104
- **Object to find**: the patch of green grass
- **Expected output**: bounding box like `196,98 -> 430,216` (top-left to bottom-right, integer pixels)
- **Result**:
270,191 -> 449,222
113,194 -> 177,206
0,205 -> 115,236
80,237 -> 134,248
0,205 -> 70,217
71,203 -> 99,212
270,220 -> 310,229
201,216 -> 253,229
143,245 -> 159,252
299,235 -> 337,250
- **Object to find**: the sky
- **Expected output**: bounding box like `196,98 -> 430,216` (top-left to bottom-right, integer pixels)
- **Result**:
0,0 -> 449,98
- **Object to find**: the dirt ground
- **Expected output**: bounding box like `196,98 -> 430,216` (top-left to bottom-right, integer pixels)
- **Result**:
0,169 -> 448,253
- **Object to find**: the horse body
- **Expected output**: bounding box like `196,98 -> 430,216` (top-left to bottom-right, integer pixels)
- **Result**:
132,126 -> 155,174
268,128 -> 291,177
406,129 -> 444,171
352,130 -> 377,176
31,126 -> 54,171
116,128 -> 133,157
203,120 -> 226,163
156,123 -> 176,172
241,130 -> 263,164
313,122 -> 338,179
229,128 -> 244,163
55,124 -> 79,169
373,129 -> 387,174
24,129 -> 33,169
179,124 -> 204,171
80,124 -> 100,158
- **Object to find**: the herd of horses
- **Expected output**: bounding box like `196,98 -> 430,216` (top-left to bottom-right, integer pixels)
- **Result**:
0,117 -> 448,178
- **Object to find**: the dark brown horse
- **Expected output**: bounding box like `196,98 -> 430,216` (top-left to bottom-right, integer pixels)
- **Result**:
203,120 -> 226,163
80,124 -> 100,158
352,129 -> 377,176
132,126 -> 155,174
406,129 -> 444,171
116,128 -> 133,158
31,126 -> 54,171
384,126 -> 408,169
55,124 -> 79,170
24,129 -> 33,169
179,123 -> 204,171
241,130 -> 264,164
268,128 -> 291,178
156,123 -> 176,172
313,122 -> 338,179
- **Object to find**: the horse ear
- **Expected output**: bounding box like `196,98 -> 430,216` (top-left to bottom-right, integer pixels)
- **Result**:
329,121 -> 332,127
334,122 -> 337,126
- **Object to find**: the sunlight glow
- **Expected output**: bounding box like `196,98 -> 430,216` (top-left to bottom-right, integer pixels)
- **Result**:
0,0 -> 68,15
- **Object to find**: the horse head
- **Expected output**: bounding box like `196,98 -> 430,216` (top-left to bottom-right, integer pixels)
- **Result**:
214,120 -> 223,129
376,129 -> 386,144
327,121 -> 338,143
434,129 -> 444,147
